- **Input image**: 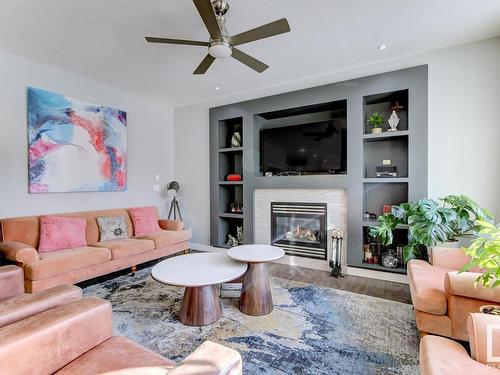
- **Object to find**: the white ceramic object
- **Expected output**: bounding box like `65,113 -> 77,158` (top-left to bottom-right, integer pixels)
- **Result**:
387,110 -> 400,132
152,253 -> 247,287
227,244 -> 285,263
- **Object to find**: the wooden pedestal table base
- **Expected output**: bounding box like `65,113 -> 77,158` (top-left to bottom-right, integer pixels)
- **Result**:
227,245 -> 285,317
239,262 -> 274,316
179,285 -> 222,326
151,253 -> 247,326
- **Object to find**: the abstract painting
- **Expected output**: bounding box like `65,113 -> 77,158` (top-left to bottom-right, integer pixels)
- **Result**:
27,87 -> 127,193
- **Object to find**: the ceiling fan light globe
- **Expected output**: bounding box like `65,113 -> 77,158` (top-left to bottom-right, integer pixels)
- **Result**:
208,42 -> 232,59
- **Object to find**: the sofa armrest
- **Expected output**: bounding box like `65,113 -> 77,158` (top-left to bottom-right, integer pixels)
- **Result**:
429,246 -> 469,270
467,313 -> 500,365
445,271 -> 500,303
0,241 -> 39,265
0,265 -> 24,300
158,219 -> 184,231
0,297 -> 112,375
419,335 -> 495,374
169,341 -> 242,375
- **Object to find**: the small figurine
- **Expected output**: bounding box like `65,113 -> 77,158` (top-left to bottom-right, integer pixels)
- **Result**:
236,226 -> 244,245
226,234 -> 238,247
230,202 -> 243,213
387,110 -> 400,132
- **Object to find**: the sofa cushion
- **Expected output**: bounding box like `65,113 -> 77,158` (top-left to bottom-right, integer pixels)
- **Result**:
92,239 -> 155,260
135,230 -> 191,249
97,216 -> 129,242
39,216 -> 87,253
56,336 -> 175,375
0,284 -> 82,328
129,207 -> 162,236
25,246 -> 111,281
408,259 -> 452,315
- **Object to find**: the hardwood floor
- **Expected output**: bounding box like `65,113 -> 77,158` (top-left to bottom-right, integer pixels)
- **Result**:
268,263 -> 412,304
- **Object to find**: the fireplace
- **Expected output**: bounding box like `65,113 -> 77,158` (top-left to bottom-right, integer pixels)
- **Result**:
271,202 -> 327,259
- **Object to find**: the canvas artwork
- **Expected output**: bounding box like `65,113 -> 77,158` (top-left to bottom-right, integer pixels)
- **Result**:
27,87 -> 127,193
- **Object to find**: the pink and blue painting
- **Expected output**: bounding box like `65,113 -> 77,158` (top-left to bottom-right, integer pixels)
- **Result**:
27,87 -> 127,193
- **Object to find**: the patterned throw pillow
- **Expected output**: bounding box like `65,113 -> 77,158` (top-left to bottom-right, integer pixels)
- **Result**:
97,216 -> 129,242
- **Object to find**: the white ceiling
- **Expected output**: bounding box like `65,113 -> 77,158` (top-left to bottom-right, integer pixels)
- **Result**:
1,0 -> 500,107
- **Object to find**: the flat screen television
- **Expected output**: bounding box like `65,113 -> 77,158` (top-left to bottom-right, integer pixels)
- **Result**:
260,120 -> 347,175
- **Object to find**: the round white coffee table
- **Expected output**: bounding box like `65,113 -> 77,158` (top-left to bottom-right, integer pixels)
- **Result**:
151,253 -> 247,326
226,244 -> 285,316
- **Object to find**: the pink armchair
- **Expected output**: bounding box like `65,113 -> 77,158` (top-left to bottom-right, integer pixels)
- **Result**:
0,265 -> 81,328
420,313 -> 500,374
408,247 -> 500,340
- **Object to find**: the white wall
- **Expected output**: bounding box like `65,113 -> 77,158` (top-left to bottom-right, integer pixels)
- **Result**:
0,50 -> 175,218
174,37 -> 500,245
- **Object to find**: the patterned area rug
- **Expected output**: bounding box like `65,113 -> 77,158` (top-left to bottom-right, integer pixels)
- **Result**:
84,267 -> 419,374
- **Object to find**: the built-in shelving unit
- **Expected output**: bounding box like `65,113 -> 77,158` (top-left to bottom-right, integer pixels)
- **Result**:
358,89 -> 411,274
211,117 -> 244,248
209,65 -> 428,281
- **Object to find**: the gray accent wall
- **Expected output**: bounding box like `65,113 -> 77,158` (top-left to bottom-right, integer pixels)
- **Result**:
209,65 -> 428,269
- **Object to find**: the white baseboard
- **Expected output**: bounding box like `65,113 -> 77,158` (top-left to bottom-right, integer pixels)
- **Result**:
189,242 -> 408,284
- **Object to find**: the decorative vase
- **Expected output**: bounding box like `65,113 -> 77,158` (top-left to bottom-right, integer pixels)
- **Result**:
371,127 -> 382,134
381,249 -> 399,268
231,131 -> 241,147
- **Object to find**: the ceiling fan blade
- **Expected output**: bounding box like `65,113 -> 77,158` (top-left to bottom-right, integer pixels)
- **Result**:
231,48 -> 269,73
193,0 -> 221,39
193,54 -> 216,74
230,18 -> 290,46
145,37 -> 208,46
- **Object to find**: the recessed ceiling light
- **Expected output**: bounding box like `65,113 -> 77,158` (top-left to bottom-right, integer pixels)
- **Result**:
378,44 -> 388,50
214,86 -> 220,91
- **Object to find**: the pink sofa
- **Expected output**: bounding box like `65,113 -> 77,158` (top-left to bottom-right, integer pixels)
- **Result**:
408,247 -> 500,341
420,313 -> 500,374
0,297 -> 243,374
0,207 -> 191,293
0,265 -> 81,328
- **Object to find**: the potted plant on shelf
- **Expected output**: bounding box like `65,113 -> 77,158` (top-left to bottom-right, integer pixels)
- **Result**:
462,220 -> 500,315
367,112 -> 384,134
369,195 -> 493,262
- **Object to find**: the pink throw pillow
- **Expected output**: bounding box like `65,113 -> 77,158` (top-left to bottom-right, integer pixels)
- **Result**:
38,216 -> 87,253
129,207 -> 161,236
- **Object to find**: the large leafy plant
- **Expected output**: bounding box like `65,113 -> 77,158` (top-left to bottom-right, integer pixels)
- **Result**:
462,220 -> 500,288
369,195 -> 493,262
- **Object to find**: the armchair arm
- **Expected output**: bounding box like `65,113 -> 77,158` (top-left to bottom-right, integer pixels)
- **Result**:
445,271 -> 500,303
429,246 -> 469,270
0,241 -> 39,265
0,265 -> 24,300
158,219 -> 184,231
169,341 -> 242,375
467,313 -> 500,365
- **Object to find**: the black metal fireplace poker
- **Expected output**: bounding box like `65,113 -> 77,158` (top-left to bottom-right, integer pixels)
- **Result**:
329,229 -> 344,278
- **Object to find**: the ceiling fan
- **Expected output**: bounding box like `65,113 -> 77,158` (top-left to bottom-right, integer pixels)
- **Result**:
145,0 -> 291,74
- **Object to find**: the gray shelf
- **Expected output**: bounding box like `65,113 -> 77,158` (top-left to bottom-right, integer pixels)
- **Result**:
362,220 -> 409,229
219,147 -> 243,153
219,213 -> 244,219
363,178 -> 409,183
352,263 -> 407,275
362,130 -> 409,141
219,181 -> 243,185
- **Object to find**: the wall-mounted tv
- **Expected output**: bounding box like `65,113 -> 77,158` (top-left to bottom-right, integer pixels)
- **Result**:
260,119 -> 347,175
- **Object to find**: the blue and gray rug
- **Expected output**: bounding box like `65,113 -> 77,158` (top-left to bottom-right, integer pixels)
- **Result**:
84,267 -> 419,374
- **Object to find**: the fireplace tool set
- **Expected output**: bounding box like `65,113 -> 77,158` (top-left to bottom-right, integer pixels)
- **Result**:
329,228 -> 344,278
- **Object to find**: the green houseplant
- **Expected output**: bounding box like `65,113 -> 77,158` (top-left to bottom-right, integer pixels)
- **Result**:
462,220 -> 500,315
369,195 -> 493,262
462,220 -> 500,288
367,112 -> 384,134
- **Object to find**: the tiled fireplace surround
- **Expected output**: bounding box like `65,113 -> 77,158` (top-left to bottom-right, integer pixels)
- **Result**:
254,189 -> 347,271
